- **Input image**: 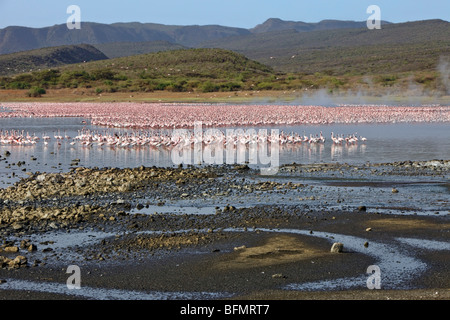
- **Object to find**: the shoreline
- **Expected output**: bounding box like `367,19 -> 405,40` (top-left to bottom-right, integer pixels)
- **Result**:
0,161 -> 449,300
1,88 -> 450,105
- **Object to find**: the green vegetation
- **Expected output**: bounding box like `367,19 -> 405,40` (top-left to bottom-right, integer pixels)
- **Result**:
0,48 -> 279,94
93,41 -> 186,59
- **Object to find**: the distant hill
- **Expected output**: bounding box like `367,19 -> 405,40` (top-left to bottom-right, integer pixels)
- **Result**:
250,18 -> 390,33
93,40 -> 186,59
200,19 -> 450,75
0,44 -> 108,76
0,18 -> 394,56
0,22 -> 250,55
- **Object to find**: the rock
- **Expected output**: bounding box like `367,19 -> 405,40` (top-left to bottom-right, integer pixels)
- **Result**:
4,151 -> 10,157
118,183 -> 132,192
234,245 -> 246,251
364,241 -> 369,248
13,256 -> 27,266
4,246 -> 19,253
272,273 -> 286,279
392,188 -> 399,193
366,227 -> 372,232
28,244 -> 37,252
358,206 -> 367,212
3,255 -> 27,269
12,223 -> 23,230
234,164 -> 250,171
25,190 -> 34,199
49,222 -> 58,229
330,242 -> 344,253
0,256 -> 10,268
20,240 -> 29,249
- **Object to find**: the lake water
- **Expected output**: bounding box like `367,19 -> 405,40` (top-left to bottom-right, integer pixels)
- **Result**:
0,116 -> 449,186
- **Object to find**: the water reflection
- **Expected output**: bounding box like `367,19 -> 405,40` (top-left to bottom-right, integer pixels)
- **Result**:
0,117 -> 449,184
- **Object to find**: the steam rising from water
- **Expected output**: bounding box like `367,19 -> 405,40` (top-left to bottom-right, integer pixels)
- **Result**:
438,56 -> 450,95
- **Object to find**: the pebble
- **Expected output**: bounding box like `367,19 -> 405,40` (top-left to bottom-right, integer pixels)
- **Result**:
330,242 -> 344,253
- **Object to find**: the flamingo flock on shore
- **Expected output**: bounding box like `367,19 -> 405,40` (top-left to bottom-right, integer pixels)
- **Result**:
1,103 -> 449,130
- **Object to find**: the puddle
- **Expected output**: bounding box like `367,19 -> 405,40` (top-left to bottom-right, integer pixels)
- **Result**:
395,238 -> 450,251
6,229 -> 118,263
131,205 -> 219,215
223,227 -> 429,291
0,278 -> 233,300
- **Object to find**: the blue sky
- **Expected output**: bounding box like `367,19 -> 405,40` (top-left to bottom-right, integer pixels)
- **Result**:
0,0 -> 449,29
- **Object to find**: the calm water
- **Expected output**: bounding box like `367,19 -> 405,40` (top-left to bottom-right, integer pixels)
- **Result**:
0,117 -> 449,185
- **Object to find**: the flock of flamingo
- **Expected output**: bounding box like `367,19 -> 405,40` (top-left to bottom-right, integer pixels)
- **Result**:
1,103 -> 449,129
0,128 -> 365,149
0,102 -> 448,150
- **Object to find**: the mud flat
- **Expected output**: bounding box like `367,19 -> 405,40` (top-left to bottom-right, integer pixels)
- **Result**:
0,161 -> 448,301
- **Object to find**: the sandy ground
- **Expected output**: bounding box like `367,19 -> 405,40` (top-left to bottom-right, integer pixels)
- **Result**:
1,88 -> 449,105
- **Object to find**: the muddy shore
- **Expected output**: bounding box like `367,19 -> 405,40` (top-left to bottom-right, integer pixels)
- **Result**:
0,160 -> 448,301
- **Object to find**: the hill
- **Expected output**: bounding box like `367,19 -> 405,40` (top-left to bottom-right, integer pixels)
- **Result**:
93,41 -> 186,59
0,18 -> 390,56
200,19 -> 450,75
0,44 -> 108,76
0,48 -> 275,93
250,18 -> 391,33
0,22 -> 250,55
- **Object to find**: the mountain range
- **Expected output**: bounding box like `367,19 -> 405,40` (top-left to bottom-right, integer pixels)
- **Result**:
0,18 -> 394,55
0,18 -> 449,78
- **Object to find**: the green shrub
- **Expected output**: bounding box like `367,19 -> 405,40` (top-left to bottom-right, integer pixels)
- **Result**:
27,87 -> 46,97
166,80 -> 187,92
219,82 -> 242,92
32,69 -> 60,83
376,74 -> 398,86
9,81 -> 31,89
201,81 -> 220,93
91,69 -> 116,81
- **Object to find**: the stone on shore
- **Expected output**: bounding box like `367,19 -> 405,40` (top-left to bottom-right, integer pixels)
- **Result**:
330,242 -> 344,253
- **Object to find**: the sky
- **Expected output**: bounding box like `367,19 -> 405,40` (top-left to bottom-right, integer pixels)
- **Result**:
0,0 -> 449,29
